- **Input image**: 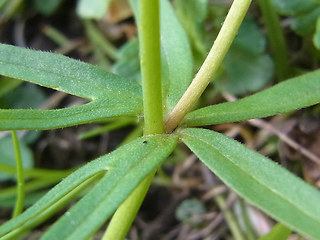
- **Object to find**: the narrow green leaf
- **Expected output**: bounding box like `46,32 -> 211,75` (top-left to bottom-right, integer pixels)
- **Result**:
180,128 -> 320,239
0,44 -> 143,130
184,69 -> 320,127
0,134 -> 178,239
0,99 -> 142,130
130,0 -> 193,112
259,223 -> 291,240
0,44 -> 142,101
41,134 -> 177,240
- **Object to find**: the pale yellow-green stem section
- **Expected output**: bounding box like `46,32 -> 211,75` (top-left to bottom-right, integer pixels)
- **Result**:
164,0 -> 252,133
103,0 -> 162,239
11,130 -> 25,218
102,171 -> 155,240
139,0 -> 163,135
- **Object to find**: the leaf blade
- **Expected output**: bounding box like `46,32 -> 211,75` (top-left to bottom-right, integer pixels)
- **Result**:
0,99 -> 141,130
184,69 -> 320,126
0,134 -> 178,239
0,44 -> 142,100
180,128 -> 320,239
41,134 -> 177,240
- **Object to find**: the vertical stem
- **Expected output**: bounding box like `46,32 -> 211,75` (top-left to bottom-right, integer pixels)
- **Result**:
103,0 -> 163,239
139,0 -> 163,135
11,130 -> 25,218
257,0 -> 290,81
164,0 -> 252,133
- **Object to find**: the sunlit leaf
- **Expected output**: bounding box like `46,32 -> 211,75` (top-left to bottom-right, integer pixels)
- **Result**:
180,128 -> 320,239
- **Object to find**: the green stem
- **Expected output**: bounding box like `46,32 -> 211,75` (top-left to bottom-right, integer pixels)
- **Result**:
164,0 -> 252,133
104,0 -> 163,239
11,131 -> 25,218
257,0 -> 290,81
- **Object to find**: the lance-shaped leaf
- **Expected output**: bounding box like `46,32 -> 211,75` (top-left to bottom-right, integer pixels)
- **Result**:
180,128 -> 320,240
0,44 -> 143,130
130,0 -> 193,112
0,44 -> 141,100
0,99 -> 140,130
184,69 -> 320,127
0,134 -> 178,239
